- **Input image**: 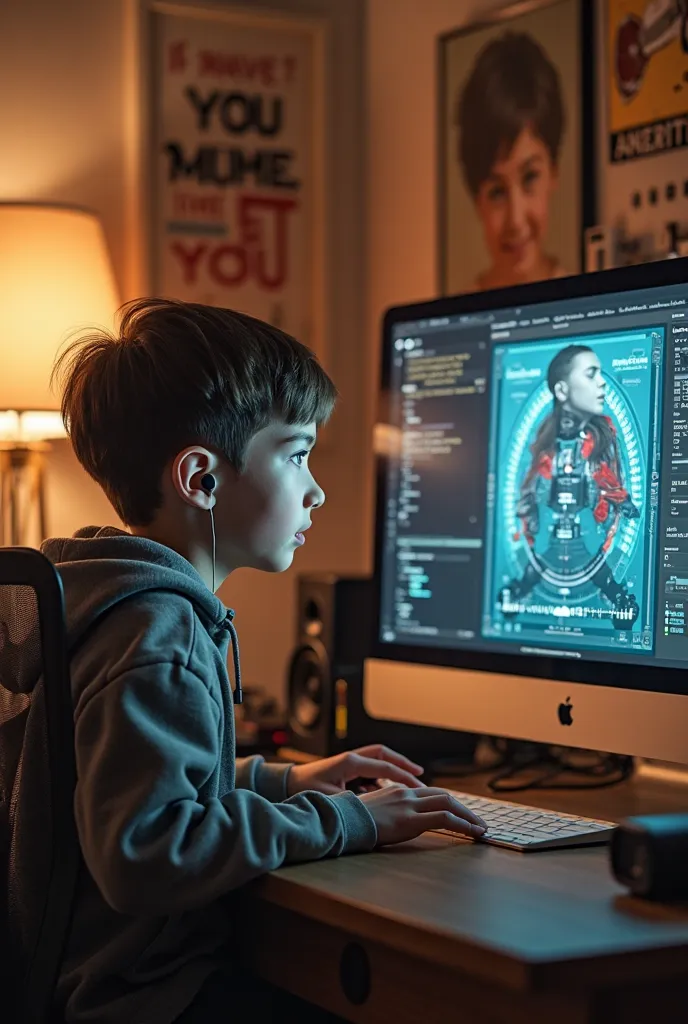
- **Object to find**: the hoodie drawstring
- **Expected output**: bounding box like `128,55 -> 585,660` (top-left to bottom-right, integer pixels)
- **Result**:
223,609 -> 243,705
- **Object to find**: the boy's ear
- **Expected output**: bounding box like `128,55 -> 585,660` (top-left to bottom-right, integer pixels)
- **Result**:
171,446 -> 219,507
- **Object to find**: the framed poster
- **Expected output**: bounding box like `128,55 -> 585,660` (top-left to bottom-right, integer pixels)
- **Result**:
438,0 -> 595,295
139,1 -> 327,363
599,0 -> 688,263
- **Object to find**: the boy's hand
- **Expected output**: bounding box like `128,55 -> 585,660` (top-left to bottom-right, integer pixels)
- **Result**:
286,744 -> 425,797
359,785 -> 488,846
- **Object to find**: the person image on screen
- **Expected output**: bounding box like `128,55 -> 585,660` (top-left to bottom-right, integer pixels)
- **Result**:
455,32 -> 567,292
498,345 -> 641,630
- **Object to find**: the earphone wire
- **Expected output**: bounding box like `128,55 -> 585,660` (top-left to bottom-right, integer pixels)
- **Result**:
209,506 -> 216,593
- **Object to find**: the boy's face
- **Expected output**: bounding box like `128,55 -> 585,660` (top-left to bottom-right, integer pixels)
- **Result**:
474,125 -> 558,280
217,418 -> 325,573
553,351 -> 605,417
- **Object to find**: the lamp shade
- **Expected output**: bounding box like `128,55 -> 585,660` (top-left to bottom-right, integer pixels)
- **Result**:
0,203 -> 120,423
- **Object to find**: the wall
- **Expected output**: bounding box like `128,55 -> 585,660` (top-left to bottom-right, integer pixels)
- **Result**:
1,0 -> 366,705
363,0 -> 506,561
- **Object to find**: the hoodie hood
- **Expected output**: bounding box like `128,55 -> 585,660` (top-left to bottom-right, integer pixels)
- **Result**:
42,526 -> 229,646
9,526 -> 240,704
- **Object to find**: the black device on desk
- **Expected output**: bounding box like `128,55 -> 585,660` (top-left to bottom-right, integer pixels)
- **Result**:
361,259 -> 688,850
611,813 -> 688,900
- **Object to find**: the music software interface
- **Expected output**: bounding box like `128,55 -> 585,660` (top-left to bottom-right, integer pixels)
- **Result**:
379,282 -> 688,668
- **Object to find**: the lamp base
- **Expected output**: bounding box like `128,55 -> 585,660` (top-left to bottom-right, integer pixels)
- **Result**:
0,443 -> 50,547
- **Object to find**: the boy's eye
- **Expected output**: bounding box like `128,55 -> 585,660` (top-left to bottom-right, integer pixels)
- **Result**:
522,168 -> 541,191
486,182 -> 506,202
290,450 -> 310,467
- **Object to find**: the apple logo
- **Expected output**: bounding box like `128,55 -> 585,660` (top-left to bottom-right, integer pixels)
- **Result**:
558,697 -> 573,726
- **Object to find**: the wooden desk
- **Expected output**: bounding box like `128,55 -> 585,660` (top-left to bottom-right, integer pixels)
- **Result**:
238,771 -> 688,1023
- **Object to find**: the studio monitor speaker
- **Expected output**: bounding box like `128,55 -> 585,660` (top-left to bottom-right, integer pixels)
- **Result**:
287,575 -> 372,758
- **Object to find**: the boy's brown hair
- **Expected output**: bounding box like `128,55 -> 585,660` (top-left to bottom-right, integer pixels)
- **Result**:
52,298 -> 337,526
455,31 -> 565,197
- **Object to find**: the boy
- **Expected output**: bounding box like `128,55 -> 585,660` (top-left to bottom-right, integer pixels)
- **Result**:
43,298 -> 486,1022
455,31 -> 566,291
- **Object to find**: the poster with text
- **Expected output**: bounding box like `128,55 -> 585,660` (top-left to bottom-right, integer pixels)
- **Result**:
600,0 -> 688,264
609,0 -> 688,162
152,9 -> 325,358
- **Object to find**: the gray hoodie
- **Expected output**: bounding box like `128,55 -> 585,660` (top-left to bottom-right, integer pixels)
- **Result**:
39,526 -> 376,1024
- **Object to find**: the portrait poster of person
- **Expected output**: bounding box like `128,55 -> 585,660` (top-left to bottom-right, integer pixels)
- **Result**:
481,330 -> 663,654
439,0 -> 583,294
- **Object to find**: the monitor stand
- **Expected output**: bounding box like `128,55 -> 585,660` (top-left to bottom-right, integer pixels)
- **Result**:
635,758 -> 688,787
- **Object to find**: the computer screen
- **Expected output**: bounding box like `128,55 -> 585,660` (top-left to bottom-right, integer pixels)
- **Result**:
374,261 -> 688,710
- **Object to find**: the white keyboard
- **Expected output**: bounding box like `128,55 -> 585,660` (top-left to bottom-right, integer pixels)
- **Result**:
438,788 -> 617,852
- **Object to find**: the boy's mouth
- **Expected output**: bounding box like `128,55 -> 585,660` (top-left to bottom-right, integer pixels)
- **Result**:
502,235 -> 533,257
294,524 -> 310,546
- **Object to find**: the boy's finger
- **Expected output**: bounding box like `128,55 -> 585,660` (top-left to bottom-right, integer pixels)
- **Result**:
353,744 -> 424,775
416,792 -> 487,830
349,756 -> 425,788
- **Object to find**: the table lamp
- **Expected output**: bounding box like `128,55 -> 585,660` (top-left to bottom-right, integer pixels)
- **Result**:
0,203 -> 120,547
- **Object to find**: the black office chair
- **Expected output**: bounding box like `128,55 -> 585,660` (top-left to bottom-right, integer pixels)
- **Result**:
0,547 -> 80,1024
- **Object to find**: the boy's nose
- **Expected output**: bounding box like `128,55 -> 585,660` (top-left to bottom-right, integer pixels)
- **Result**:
308,481 -> 326,509
506,188 -> 527,231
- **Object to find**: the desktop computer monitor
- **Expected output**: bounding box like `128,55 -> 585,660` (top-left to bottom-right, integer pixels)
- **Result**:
364,259 -> 688,766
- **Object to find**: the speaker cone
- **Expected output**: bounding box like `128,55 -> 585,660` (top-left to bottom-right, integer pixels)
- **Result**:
288,641 -> 328,735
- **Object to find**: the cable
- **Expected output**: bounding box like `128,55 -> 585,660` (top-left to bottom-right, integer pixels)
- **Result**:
486,746 -> 633,793
426,736 -> 634,793
209,505 -> 216,594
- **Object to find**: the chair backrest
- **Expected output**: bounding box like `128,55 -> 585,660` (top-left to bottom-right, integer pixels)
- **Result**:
0,547 -> 80,1024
